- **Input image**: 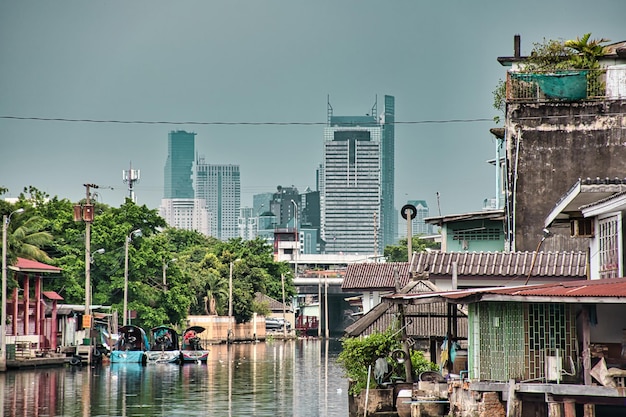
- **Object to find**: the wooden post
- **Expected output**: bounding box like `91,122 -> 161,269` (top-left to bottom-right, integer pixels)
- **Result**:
563,400 -> 576,417
583,403 -> 595,417
581,306 -> 592,386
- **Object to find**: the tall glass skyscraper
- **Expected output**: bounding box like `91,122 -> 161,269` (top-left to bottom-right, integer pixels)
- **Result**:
321,98 -> 383,255
163,130 -> 195,198
381,95 -> 396,248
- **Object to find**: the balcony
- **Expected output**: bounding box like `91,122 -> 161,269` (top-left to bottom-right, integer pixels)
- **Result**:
506,69 -> 610,102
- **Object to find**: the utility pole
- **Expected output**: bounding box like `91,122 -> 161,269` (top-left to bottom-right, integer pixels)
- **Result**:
73,183 -> 98,365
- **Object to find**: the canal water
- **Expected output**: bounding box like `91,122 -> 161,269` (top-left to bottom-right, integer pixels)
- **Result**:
1,338 -> 349,417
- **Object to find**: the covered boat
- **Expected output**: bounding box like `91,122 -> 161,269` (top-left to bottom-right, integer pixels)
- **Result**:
144,326 -> 181,364
110,325 -> 150,364
180,326 -> 210,363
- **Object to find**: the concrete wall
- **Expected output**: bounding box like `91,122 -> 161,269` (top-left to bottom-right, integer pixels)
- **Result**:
506,100 -> 626,252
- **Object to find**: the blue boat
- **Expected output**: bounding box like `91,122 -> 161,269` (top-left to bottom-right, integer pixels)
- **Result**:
144,326 -> 181,364
110,325 -> 149,364
180,326 -> 210,363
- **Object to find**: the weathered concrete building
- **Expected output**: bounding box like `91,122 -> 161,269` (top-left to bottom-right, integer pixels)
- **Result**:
499,36 -> 626,252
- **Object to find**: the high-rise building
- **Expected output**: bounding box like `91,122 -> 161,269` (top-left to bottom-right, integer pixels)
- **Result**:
238,207 -> 257,241
160,130 -> 210,235
407,200 -> 432,236
321,98 -> 383,255
196,158 -> 241,240
381,95 -> 396,249
163,130 -> 195,199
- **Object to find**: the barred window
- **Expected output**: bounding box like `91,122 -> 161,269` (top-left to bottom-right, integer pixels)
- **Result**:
453,228 -> 502,241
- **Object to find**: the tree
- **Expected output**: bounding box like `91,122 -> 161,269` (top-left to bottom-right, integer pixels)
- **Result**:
384,236 -> 440,262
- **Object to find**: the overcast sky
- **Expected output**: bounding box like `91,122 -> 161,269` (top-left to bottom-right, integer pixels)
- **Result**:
1,1 -> 623,218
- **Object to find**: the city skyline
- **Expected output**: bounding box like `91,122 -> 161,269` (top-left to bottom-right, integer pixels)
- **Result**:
1,2 -> 624,218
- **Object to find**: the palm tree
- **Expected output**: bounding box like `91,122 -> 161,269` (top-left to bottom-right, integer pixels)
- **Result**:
204,272 -> 228,315
5,213 -> 53,264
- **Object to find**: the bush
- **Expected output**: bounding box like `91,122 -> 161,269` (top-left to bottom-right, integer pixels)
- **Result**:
337,326 -> 437,395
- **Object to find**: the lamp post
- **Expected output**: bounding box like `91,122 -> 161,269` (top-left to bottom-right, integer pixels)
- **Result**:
162,258 -> 176,291
228,259 -> 241,344
1,208 -> 24,372
290,199 -> 299,278
123,229 -> 141,326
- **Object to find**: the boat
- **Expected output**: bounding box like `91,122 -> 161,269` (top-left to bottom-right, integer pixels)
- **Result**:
180,326 -> 210,363
110,325 -> 150,364
144,326 -> 181,364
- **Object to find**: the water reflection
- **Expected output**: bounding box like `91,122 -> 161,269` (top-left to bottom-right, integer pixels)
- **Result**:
1,339 -> 348,417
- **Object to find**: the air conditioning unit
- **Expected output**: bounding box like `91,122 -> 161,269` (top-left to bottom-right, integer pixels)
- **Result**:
570,218 -> 594,237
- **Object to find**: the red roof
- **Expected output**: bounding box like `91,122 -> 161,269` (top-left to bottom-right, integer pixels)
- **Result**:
10,257 -> 61,273
388,277 -> 626,304
42,291 -> 64,301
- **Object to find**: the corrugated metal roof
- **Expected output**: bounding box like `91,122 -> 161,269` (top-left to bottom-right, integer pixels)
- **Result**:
411,251 -> 587,278
342,262 -> 411,290
388,277 -> 626,304
254,292 -> 292,312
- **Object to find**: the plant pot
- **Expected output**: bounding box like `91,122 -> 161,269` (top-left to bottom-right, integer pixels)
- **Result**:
534,71 -> 588,100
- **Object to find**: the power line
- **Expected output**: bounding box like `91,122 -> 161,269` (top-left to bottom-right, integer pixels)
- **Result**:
0,115 -> 493,126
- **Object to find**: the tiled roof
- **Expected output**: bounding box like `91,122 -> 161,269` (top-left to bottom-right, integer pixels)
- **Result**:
342,262 -> 411,291
254,292 -> 292,312
411,251 -> 587,279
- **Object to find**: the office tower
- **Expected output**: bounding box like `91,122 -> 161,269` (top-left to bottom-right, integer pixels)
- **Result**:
196,158 -> 241,240
164,130 -> 195,199
407,199 -> 432,236
160,130 -> 209,235
269,186 -> 300,227
321,97 -> 382,255
381,95 -> 395,249
238,207 -> 257,240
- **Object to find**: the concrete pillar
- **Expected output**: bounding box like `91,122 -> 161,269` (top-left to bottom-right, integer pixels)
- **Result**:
583,403 -> 595,417
563,400 -> 576,417
547,400 -> 563,417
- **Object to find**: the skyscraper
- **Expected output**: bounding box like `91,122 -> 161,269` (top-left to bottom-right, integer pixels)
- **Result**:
381,95 -> 396,248
163,130 -> 195,199
160,130 -> 209,235
407,199 -> 432,236
196,158 -> 241,240
321,98 -> 383,255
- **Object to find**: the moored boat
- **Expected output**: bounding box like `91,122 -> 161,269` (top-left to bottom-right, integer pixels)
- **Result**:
144,326 -> 181,364
110,325 -> 150,364
180,326 -> 210,363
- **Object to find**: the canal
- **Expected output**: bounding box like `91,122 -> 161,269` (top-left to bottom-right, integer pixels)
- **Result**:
1,338 -> 349,417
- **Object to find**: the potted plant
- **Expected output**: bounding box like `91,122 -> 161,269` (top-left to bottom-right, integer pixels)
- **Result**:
512,34 -> 610,100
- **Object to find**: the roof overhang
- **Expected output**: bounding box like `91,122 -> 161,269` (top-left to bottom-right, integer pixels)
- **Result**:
424,209 -> 504,226
545,181 -> 626,227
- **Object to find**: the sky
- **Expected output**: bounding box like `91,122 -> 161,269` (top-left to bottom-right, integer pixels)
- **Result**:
1,1 -> 624,218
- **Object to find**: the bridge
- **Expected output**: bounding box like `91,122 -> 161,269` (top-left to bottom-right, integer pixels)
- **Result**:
277,253 -> 382,336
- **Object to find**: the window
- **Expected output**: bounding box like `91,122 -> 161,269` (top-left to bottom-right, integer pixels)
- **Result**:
598,215 -> 620,278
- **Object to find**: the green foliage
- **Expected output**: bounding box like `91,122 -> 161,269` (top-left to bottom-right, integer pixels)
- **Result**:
384,236 -> 440,262
492,79 -> 506,119
338,328 -> 402,395
338,326 -> 439,395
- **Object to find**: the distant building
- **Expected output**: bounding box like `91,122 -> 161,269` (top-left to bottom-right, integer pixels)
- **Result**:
196,159 -> 240,240
160,131 -> 210,235
407,199 -> 432,236
321,97 -> 383,255
238,207 -> 257,241
163,130 -> 195,199
380,95 -> 396,250
253,192 -> 273,218
160,198 -> 210,235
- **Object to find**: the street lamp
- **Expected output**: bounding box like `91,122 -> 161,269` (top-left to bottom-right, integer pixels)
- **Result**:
162,258 -> 176,291
228,259 -> 241,344
1,208 -> 24,371
290,199 -> 299,278
123,229 -> 141,326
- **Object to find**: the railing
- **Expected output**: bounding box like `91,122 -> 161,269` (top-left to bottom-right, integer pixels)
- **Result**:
506,69 -> 607,102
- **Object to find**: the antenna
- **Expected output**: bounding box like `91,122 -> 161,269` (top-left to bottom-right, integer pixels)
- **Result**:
436,192 -> 442,216
122,161 -> 141,203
